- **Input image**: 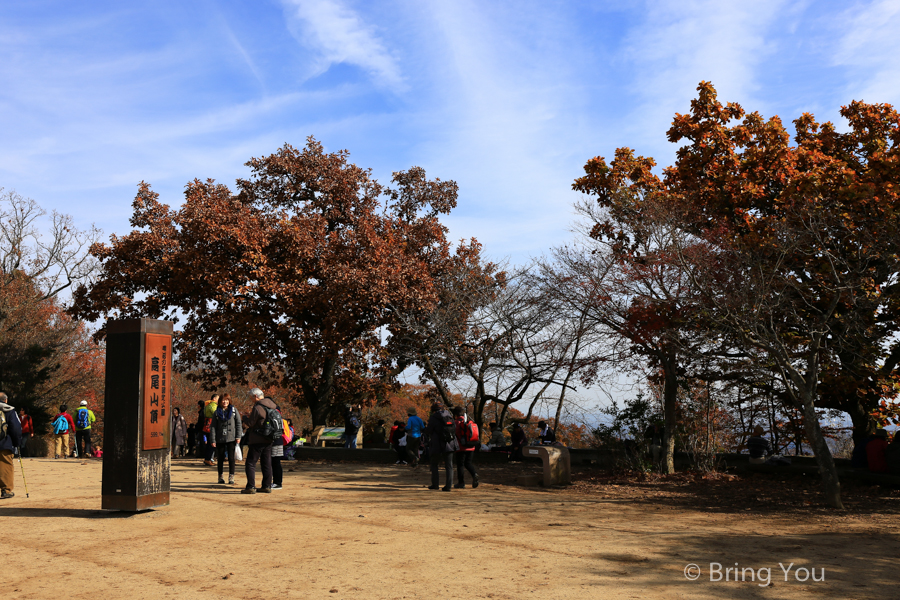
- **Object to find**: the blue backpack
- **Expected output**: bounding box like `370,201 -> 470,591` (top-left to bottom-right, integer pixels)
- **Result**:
53,415 -> 69,434
76,408 -> 91,429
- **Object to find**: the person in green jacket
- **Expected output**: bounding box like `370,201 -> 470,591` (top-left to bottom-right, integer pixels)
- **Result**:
74,400 -> 97,458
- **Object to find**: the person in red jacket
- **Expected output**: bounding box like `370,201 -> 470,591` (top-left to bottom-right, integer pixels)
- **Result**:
52,405 -> 76,459
867,429 -> 890,473
453,406 -> 479,489
18,407 -> 34,457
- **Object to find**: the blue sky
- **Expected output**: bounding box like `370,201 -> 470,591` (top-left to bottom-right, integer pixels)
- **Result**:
2,0 -> 899,264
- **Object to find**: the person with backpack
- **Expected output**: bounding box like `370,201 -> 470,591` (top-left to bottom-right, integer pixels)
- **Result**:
1,392 -> 23,499
405,407 -> 425,467
453,406 -> 479,489
242,388 -> 278,494
74,400 -> 97,459
425,402 -> 459,491
202,394 -> 219,465
52,405 -> 76,459
211,394 -> 242,484
270,401 -> 289,490
343,405 -> 361,449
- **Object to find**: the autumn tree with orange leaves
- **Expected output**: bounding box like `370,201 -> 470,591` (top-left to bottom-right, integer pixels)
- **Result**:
576,82 -> 900,508
70,138 -> 460,428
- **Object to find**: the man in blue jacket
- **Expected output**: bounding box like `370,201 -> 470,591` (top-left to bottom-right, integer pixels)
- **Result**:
405,407 -> 425,466
0,392 -> 23,499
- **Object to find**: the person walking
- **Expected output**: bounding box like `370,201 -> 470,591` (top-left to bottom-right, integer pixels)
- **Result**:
171,407 -> 188,458
391,421 -> 407,464
17,407 -> 33,458
194,400 -> 207,460
426,402 -> 459,491
52,405 -> 76,459
74,400 -> 97,458
453,406 -> 479,489
405,407 -> 425,467
211,395 -> 242,484
1,392 -> 23,499
243,388 -> 277,494
343,405 -> 360,449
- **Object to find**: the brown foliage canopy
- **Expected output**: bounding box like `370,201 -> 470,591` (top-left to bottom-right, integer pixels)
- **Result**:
70,138 -> 460,426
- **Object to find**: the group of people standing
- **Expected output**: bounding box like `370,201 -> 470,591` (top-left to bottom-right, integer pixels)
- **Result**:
173,390 -> 293,493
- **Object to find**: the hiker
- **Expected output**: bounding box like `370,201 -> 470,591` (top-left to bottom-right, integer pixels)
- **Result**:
343,404 -> 361,449
405,407 -> 425,466
171,407 -> 188,458
211,394 -> 242,484
745,425 -> 773,464
52,405 -> 76,459
186,423 -> 196,457
644,422 -> 664,465
453,406 -> 479,489
391,421 -> 407,464
17,407 -> 33,457
867,429 -> 890,474
1,392 -> 23,499
242,388 -> 277,494
202,394 -> 219,465
195,400 -> 207,460
509,423 -> 527,461
488,422 -> 506,450
537,421 -> 556,445
426,401 -> 459,491
74,400 -> 97,459
270,401 -> 285,490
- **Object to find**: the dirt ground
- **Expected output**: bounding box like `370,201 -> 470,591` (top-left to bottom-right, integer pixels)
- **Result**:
2,456 -> 899,600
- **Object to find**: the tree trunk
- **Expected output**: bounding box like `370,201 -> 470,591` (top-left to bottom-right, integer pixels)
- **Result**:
798,392 -> 844,509
662,355 -> 678,475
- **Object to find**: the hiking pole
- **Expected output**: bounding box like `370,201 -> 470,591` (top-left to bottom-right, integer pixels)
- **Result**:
16,450 -> 30,498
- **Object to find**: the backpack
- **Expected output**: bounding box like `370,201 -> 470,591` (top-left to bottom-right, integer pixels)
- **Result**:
76,408 -> 91,429
53,415 -> 69,434
255,406 -> 284,442
0,410 -> 7,443
281,421 -> 292,446
461,420 -> 479,448
439,412 -> 456,444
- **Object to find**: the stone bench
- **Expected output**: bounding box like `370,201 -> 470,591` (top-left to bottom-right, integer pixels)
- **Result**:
523,445 -> 571,486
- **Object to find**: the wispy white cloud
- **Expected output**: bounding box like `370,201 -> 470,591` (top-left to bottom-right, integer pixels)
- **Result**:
621,0 -> 788,162
279,0 -> 404,89
834,0 -> 900,104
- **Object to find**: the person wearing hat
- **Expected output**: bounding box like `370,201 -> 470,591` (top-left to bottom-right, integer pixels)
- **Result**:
74,400 -> 97,459
405,407 -> 425,467
866,429 -> 890,473
745,425 -> 771,465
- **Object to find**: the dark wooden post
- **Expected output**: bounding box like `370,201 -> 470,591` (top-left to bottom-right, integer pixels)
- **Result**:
101,318 -> 173,511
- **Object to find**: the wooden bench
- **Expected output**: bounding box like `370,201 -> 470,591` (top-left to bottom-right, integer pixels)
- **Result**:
523,445 -> 571,486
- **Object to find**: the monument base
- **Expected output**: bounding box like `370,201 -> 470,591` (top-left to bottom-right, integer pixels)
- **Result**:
102,492 -> 170,512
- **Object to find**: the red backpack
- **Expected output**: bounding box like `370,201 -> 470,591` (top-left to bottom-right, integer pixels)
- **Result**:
462,420 -> 479,448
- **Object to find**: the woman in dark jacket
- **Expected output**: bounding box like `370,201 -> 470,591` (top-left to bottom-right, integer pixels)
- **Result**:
426,402 -> 459,491
211,394 -> 242,484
